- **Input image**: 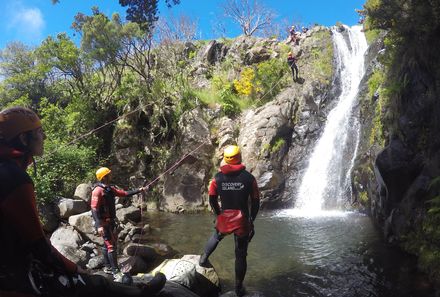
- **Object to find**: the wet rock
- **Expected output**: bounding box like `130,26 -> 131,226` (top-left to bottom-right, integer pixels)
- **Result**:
116,206 -> 141,223
123,243 -> 158,263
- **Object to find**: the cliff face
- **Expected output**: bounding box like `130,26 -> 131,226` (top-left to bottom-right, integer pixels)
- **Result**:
109,26 -> 341,212
354,19 -> 440,281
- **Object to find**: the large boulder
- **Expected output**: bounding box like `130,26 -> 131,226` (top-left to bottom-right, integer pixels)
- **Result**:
74,183 -> 93,203
68,211 -> 96,236
38,202 -> 59,233
116,206 -> 142,223
57,198 -> 89,219
152,255 -> 220,297
50,225 -> 88,265
123,243 -> 159,263
199,40 -> 228,65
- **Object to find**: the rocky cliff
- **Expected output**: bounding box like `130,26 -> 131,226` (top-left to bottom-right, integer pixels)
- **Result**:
353,9 -> 440,282
107,25 -> 370,213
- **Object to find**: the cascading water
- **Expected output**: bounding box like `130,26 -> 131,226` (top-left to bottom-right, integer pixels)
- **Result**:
294,25 -> 368,216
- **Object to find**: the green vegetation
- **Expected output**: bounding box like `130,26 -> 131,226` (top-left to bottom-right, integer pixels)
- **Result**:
0,6 -> 333,204
262,137 -> 286,155
309,30 -> 333,85
403,177 -> 440,280
361,0 -> 440,283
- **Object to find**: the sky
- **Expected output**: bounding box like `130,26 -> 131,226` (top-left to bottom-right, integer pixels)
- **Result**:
0,0 -> 366,49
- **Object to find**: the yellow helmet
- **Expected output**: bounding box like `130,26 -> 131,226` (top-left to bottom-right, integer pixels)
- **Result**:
96,167 -> 111,181
223,145 -> 241,165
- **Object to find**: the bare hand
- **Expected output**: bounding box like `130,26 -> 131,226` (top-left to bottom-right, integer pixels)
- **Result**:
140,186 -> 149,192
98,227 -> 104,236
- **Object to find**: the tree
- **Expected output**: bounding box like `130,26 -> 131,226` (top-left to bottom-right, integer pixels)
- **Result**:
53,0 -> 181,33
119,0 -> 180,32
0,42 -> 49,107
222,0 -> 276,36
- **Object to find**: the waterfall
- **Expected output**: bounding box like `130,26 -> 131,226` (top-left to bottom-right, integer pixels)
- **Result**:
294,25 -> 368,216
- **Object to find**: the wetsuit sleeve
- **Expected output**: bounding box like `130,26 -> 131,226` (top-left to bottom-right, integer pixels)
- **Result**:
111,186 -> 141,197
2,183 -> 77,274
91,187 -> 104,228
250,178 -> 260,221
208,179 -> 221,215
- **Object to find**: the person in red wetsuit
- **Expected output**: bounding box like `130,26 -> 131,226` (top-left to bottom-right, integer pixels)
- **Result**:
91,167 -> 147,277
0,106 -> 165,297
199,145 -> 260,297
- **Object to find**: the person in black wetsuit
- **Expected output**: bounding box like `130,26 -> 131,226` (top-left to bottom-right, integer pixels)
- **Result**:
0,106 -> 165,297
199,145 -> 260,297
287,51 -> 299,82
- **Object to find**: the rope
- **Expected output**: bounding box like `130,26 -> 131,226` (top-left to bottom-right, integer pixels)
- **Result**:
127,141 -> 206,266
40,104 -> 147,160
253,72 -> 286,107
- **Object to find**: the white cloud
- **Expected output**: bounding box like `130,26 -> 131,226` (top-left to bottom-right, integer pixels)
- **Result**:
7,2 -> 45,43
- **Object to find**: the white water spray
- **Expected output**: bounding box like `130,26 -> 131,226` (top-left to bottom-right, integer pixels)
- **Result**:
293,25 -> 368,216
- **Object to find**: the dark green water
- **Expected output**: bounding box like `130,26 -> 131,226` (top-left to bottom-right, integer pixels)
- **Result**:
145,211 -> 434,297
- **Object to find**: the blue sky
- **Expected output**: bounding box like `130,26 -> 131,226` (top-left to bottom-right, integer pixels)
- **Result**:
0,0 -> 366,49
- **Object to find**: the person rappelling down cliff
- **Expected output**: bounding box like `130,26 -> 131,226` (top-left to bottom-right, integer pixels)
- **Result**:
199,145 -> 260,297
287,52 -> 299,82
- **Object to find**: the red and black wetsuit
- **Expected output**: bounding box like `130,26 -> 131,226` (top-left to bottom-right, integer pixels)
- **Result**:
91,183 -> 141,272
0,145 -> 77,297
202,163 -> 260,291
209,163 -> 260,236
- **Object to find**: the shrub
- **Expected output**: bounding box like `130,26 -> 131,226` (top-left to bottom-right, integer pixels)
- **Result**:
32,143 -> 96,204
233,67 -> 261,97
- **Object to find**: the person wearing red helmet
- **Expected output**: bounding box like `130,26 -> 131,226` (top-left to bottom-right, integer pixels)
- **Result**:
0,106 -> 165,297
199,145 -> 260,297
91,167 -> 147,277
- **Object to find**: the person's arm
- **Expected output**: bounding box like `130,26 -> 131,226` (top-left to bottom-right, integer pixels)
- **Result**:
250,178 -> 260,222
3,183 -> 77,274
90,187 -> 104,229
208,179 -> 221,215
111,185 -> 145,197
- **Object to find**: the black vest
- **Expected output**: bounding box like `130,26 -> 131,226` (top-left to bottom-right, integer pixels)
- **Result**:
215,169 -> 255,218
93,183 -> 116,219
0,159 -> 33,268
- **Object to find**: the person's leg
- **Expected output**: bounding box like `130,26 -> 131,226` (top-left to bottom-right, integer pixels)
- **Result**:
290,66 -> 296,81
103,225 -> 119,274
234,234 -> 249,296
199,230 -> 224,267
293,64 -> 299,80
101,246 -> 113,274
74,273 -> 166,297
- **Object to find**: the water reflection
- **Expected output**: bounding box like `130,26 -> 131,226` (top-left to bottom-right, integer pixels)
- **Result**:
144,211 -> 433,297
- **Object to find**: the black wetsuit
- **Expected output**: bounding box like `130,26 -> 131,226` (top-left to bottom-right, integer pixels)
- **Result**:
288,56 -> 299,81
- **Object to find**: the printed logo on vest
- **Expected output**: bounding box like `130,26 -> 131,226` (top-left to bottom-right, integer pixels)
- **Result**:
222,182 -> 245,191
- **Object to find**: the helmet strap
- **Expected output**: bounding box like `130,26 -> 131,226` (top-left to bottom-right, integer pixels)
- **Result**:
32,156 -> 37,176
